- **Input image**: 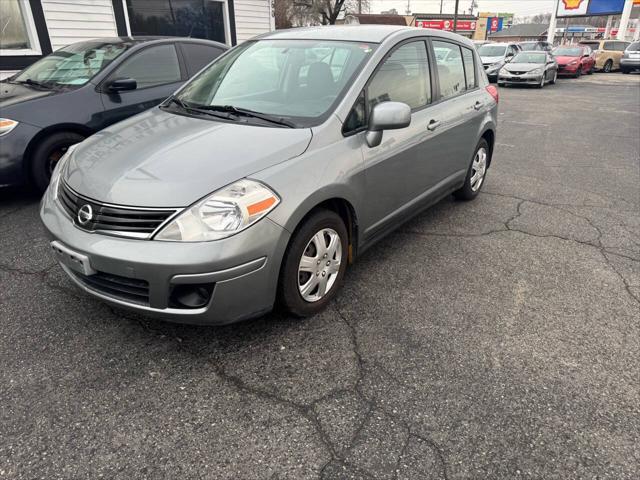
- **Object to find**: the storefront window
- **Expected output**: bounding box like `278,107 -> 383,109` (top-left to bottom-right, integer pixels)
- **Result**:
126,0 -> 227,44
0,0 -> 33,51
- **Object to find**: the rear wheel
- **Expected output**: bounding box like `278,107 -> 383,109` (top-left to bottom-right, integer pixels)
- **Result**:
454,139 -> 489,201
278,209 -> 348,317
603,60 -> 613,73
621,68 -> 629,74
31,132 -> 85,192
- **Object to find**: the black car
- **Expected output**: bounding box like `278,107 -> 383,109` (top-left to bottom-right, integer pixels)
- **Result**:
0,36 -> 227,190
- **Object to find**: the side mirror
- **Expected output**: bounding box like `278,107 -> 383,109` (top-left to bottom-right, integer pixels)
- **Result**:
365,101 -> 411,148
106,77 -> 137,92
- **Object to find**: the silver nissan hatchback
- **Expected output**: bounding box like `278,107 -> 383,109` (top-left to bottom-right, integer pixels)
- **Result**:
41,26 -> 498,325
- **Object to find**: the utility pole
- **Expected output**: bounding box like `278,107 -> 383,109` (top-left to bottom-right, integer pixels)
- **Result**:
453,0 -> 459,33
440,0 -> 444,15
547,0 -> 560,45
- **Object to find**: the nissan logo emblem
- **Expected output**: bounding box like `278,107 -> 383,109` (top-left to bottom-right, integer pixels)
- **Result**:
77,204 -> 93,225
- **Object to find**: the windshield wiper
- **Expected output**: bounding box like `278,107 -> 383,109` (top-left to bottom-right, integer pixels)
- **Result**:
16,78 -> 53,89
165,97 -> 234,121
198,105 -> 295,128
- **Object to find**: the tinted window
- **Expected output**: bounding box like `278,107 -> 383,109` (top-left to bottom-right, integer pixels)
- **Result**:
433,40 -> 466,99
628,42 -> 640,52
617,42 -> 630,51
603,41 -> 616,51
367,41 -> 431,111
112,44 -> 181,88
462,47 -> 476,89
181,43 -> 224,76
126,0 -> 226,43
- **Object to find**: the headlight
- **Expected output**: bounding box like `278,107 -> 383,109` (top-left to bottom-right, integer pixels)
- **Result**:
155,179 -> 280,242
51,144 -> 77,200
0,118 -> 19,136
531,68 -> 544,75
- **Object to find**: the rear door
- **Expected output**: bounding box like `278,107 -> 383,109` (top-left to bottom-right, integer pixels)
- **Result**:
99,43 -> 185,128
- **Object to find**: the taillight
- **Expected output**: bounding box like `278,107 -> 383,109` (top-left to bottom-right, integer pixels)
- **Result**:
486,85 -> 499,103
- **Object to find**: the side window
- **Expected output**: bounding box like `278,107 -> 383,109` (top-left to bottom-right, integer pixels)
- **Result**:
618,42 -> 630,51
432,40 -> 466,99
366,41 -> 431,112
343,91 -> 366,134
181,43 -> 224,77
603,41 -> 616,51
111,44 -> 181,89
462,47 -> 476,89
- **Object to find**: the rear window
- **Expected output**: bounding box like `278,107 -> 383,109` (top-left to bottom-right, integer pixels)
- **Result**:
627,42 -> 640,52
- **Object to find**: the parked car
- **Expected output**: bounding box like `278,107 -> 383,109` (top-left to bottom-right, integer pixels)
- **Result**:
553,45 -> 595,77
477,42 -> 521,82
621,41 -> 640,73
498,51 -> 558,88
0,37 -> 227,190
40,26 -> 499,325
579,39 -> 630,72
518,41 -> 553,52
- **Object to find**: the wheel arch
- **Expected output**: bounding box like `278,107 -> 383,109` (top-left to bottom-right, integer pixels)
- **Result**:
23,123 -> 94,180
480,128 -> 496,167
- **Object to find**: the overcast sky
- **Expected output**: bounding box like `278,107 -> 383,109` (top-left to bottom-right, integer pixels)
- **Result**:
371,0 -> 557,17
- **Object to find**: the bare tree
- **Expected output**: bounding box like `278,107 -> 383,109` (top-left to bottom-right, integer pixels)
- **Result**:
289,0 -> 368,25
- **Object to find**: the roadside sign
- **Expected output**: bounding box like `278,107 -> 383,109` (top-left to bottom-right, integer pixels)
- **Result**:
556,0 -> 626,17
416,19 -> 477,31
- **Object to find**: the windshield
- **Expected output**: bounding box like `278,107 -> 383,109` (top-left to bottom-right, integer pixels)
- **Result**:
175,39 -> 376,126
478,45 -> 507,57
512,52 -> 546,64
553,47 -> 583,56
520,42 -> 544,51
13,41 -> 130,87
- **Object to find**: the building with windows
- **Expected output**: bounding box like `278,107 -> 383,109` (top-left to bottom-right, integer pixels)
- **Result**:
0,0 -> 273,79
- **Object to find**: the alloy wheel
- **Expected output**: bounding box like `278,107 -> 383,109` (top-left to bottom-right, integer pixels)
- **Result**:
47,146 -> 69,176
470,147 -> 488,192
298,228 -> 342,302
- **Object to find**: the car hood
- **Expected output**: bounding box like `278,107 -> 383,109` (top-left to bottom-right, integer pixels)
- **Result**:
555,55 -> 579,65
481,55 -> 504,64
65,108 -> 313,207
505,62 -> 541,72
0,81 -> 57,108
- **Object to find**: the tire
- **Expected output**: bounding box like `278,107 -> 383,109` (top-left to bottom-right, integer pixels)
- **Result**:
603,60 -> 613,73
587,65 -> 594,75
31,132 -> 85,192
550,70 -> 557,84
621,68 -> 629,74
537,74 -> 545,88
278,209 -> 348,317
454,138 -> 490,201
574,66 -> 582,78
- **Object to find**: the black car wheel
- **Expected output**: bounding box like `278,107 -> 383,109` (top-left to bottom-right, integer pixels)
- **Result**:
31,132 -> 85,192
603,60 -> 613,73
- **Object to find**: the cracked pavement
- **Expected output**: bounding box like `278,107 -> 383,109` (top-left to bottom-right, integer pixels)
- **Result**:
1,74 -> 639,479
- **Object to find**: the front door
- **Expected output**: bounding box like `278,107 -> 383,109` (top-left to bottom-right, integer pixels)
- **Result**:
99,44 -> 185,128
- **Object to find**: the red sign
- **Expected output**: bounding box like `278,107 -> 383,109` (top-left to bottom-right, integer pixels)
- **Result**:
416,19 -> 477,31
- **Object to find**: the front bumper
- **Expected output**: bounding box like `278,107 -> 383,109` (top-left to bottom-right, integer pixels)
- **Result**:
498,72 -> 543,85
40,185 -> 291,325
0,121 -> 40,187
557,63 -> 580,75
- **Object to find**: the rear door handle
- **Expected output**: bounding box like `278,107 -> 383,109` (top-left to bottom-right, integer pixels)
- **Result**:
473,101 -> 484,111
427,119 -> 441,131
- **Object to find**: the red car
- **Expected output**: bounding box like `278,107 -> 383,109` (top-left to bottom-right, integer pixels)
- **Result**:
553,46 -> 595,77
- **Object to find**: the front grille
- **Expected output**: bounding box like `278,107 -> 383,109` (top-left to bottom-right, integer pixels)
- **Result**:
59,181 -> 178,239
70,269 -> 150,306
508,71 -> 528,75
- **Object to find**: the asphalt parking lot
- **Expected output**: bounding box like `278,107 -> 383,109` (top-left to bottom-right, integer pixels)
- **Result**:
1,73 -> 639,479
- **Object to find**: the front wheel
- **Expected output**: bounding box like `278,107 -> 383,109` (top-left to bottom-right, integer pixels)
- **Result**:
550,70 -> 557,84
603,60 -> 613,73
278,209 -> 348,317
537,74 -> 545,88
31,132 -> 85,192
454,139 -> 489,201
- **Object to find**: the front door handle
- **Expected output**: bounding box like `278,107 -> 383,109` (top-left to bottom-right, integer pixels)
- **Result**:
427,119 -> 441,131
473,101 -> 484,111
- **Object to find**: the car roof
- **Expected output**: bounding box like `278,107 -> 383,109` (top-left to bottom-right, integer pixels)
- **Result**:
257,25 -> 471,45
64,36 -> 226,47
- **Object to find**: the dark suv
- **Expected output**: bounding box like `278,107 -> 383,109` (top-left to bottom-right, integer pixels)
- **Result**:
0,37 -> 227,190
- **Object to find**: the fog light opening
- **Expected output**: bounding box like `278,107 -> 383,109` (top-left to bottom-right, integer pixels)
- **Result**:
170,283 -> 214,309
